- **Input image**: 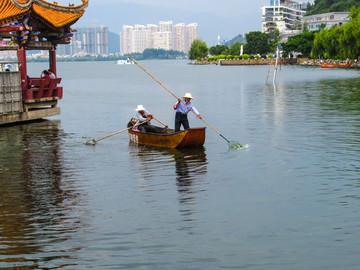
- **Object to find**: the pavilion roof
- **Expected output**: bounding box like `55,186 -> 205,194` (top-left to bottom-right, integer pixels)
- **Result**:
0,0 -> 88,28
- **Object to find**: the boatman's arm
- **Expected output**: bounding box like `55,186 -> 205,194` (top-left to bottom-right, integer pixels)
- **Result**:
173,99 -> 181,110
190,105 -> 201,119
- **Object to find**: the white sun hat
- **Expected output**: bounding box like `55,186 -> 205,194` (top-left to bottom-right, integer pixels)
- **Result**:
182,93 -> 194,99
135,105 -> 146,111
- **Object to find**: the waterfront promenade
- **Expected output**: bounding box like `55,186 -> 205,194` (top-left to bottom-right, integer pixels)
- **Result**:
192,57 -> 360,67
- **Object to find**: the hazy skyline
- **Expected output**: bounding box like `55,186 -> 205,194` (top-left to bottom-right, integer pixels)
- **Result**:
58,0 -> 310,45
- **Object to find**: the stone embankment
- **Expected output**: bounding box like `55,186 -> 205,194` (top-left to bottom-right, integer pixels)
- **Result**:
192,58 -> 360,67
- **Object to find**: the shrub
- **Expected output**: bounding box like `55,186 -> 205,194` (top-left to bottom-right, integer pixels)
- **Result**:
226,55 -> 232,60
234,55 -> 240,60
254,55 -> 260,59
242,54 -> 249,59
218,54 -> 226,59
268,54 -> 274,58
250,55 -> 254,59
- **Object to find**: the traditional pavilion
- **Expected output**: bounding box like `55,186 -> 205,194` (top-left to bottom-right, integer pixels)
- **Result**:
0,0 -> 88,125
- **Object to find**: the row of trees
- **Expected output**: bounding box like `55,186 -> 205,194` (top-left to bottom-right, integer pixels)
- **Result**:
123,48 -> 186,60
306,0 -> 360,16
313,6 -> 360,59
189,30 -> 281,60
189,6 -> 360,61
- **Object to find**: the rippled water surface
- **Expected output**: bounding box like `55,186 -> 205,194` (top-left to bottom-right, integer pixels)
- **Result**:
1,61 -> 360,269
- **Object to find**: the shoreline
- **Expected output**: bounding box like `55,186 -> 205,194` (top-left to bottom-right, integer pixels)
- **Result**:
191,58 -> 360,68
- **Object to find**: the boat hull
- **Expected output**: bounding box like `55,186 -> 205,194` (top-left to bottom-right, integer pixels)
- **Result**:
320,63 -> 352,68
128,127 -> 206,148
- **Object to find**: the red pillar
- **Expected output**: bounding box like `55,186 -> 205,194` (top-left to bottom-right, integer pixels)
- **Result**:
17,46 -> 28,91
49,44 -> 57,75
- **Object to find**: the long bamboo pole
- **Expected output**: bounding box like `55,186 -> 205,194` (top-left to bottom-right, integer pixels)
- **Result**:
85,119 -> 149,145
129,57 -> 240,146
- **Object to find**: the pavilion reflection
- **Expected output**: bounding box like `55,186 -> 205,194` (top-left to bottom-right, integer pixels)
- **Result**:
0,120 -> 82,268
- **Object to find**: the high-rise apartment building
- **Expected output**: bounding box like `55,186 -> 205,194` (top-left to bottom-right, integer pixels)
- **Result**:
153,32 -> 172,50
120,25 -> 133,55
159,21 -> 173,33
132,25 -> 147,53
58,26 -> 109,56
146,24 -> 159,49
120,21 -> 198,55
174,23 -> 186,53
185,23 -> 198,53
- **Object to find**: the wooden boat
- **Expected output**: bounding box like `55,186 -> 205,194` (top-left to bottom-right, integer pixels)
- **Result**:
267,62 -> 283,65
128,127 -> 206,148
320,63 -> 352,68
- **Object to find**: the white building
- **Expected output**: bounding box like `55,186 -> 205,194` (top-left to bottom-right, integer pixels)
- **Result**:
159,21 -> 173,33
146,24 -> 159,49
131,25 -> 147,53
120,25 -> 133,55
302,12 -> 350,31
153,32 -> 172,50
261,0 -> 307,39
174,23 -> 186,53
120,21 -> 198,55
186,23 -> 198,53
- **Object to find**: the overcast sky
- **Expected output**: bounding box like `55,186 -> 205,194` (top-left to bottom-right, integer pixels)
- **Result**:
89,0 -> 269,17
58,0 -> 309,45
64,0 -> 269,16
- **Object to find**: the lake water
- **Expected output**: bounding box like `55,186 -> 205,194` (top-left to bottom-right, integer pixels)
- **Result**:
1,61 -> 360,269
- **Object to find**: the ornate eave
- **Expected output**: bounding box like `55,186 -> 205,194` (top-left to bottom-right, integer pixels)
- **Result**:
11,0 -> 88,13
0,0 -> 88,29
0,0 -> 88,47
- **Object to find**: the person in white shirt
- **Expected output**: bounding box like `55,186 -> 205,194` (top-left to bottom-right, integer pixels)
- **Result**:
135,105 -> 158,133
48,69 -> 56,79
173,93 -> 202,132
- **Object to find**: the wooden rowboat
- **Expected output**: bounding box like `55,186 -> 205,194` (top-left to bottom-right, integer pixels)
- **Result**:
128,127 -> 206,148
267,62 -> 283,65
320,63 -> 352,68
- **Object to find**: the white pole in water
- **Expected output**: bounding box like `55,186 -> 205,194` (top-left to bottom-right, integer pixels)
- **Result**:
273,45 -> 280,84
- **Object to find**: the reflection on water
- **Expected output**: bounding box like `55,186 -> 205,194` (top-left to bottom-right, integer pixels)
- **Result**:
128,145 -> 207,222
0,120 -> 83,269
2,63 -> 360,269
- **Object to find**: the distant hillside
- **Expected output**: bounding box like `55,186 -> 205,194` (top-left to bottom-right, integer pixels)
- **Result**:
109,32 -> 120,54
306,0 -> 360,15
225,34 -> 246,46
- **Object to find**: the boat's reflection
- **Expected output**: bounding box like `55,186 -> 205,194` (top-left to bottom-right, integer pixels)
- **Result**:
0,120 -> 83,269
172,146 -> 207,195
128,144 -> 207,223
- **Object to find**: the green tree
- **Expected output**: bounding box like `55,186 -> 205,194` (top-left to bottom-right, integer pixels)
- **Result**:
244,31 -> 271,55
281,31 -> 316,57
209,44 -> 228,56
270,29 -> 281,52
229,42 -> 245,56
189,39 -> 209,60
307,0 -> 360,15
302,21 -> 310,33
